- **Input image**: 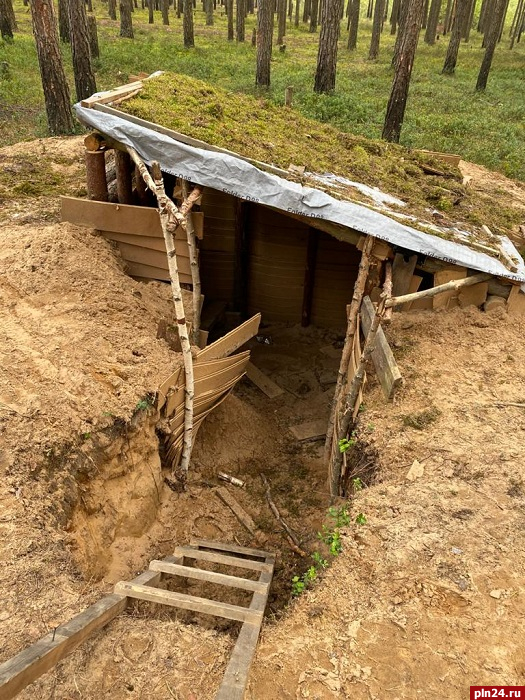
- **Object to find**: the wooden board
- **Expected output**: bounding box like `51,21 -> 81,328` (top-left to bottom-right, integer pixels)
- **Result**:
149,561 -> 268,593
197,314 -> 261,362
506,284 -> 525,316
189,538 -> 272,560
114,582 -> 262,624
173,547 -> 273,573
360,296 -> 402,400
124,260 -> 193,285
99,231 -> 188,255
157,366 -> 182,410
433,267 -> 467,310
392,253 -> 418,299
290,419 -> 327,442
404,274 -> 423,311
415,149 -> 462,166
114,241 -> 191,275
458,281 -> 489,309
80,80 -> 144,108
215,487 -> 257,535
0,567 -> 165,700
245,362 -> 284,398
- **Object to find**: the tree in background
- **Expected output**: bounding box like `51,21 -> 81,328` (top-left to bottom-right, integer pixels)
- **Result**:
183,0 -> 194,46
368,0 -> 385,58
0,0 -> 16,39
476,0 -> 507,89
237,0 -> 246,40
120,0 -> 134,37
347,0 -> 360,48
30,0 -> 74,135
108,0 -> 117,20
314,0 -> 343,91
68,0 -> 97,100
424,0 -> 441,43
226,0 -> 234,39
58,0 -> 70,42
256,0 -> 274,85
442,0 -> 470,73
383,0 -> 425,142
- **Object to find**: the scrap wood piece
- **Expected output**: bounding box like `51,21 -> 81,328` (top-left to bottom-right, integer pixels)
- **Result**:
196,313 -> 261,362
392,252 -> 418,300
387,272 -> 492,308
245,362 -> 284,398
289,419 -> 327,442
360,296 -> 402,400
260,474 -> 307,557
215,487 -> 257,535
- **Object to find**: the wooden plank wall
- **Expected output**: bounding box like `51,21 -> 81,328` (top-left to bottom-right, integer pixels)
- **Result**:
199,190 -> 237,302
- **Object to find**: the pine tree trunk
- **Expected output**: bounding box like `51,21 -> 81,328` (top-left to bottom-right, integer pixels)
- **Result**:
120,0 -> 134,36
478,0 -> 490,31
476,0 -> 506,88
462,0 -> 475,39
382,0 -> 425,142
442,0 -> 468,71
183,0 -> 194,45
369,0 -> 385,57
277,0 -> 286,42
226,0 -> 234,38
314,0 -> 342,91
68,0 -> 97,100
295,0 -> 301,25
162,0 -> 170,22
237,0 -> 246,39
421,0 -> 429,26
510,0 -> 525,47
390,0 -> 400,34
4,0 -> 16,30
108,0 -> 117,19
58,0 -> 70,42
30,0 -> 75,135
256,0 -> 274,85
309,0 -> 319,30
303,0 -> 311,20
424,0 -> 441,42
0,0 -> 14,39
87,14 -> 100,57
443,0 -> 454,32
391,0 -> 407,66
347,0 -> 359,47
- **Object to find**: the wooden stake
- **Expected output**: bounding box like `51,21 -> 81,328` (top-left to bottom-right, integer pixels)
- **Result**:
182,180 -> 203,345
115,150 -> 134,204
285,85 -> 294,106
383,261 -> 393,323
85,149 -> 108,201
330,296 -> 387,497
324,235 -> 374,468
387,272 -> 492,308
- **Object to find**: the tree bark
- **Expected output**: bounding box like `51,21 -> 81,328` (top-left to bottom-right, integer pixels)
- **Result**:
390,0 -> 400,33
303,0 -> 311,20
181,181 -> 203,345
205,0 -> 214,23
30,0 -> 74,135
57,0 -> 70,42
295,0 -> 301,24
391,0 -> 407,66
0,0 -> 14,39
87,14 -> 100,58
183,0 -> 194,44
162,0 -> 170,22
277,0 -> 286,43
442,0 -> 469,72
309,0 -> 319,29
68,0 -> 97,101
383,0 -> 424,142
368,0 -> 385,57
424,0 -> 441,42
120,0 -> 134,36
347,0 -> 359,47
226,0 -> 234,38
476,0 -> 506,89
314,0 -> 342,91
108,0 -> 117,19
237,0 -> 246,40
256,0 -> 274,85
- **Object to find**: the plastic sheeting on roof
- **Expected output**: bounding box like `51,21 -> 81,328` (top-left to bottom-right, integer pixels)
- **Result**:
75,103 -> 525,285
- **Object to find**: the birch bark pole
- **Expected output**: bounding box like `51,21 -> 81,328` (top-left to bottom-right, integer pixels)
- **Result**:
181,180 -> 203,345
329,295 -> 386,497
324,235 -> 375,467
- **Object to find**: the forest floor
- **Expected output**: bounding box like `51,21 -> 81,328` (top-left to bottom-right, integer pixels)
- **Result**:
0,137 -> 524,699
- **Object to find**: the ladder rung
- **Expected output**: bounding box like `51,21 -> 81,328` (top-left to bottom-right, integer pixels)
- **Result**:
190,538 -> 275,561
149,560 -> 269,593
113,582 -> 263,624
174,547 -> 273,573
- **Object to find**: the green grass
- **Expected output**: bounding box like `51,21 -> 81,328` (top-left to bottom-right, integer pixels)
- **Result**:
1,0 -> 524,180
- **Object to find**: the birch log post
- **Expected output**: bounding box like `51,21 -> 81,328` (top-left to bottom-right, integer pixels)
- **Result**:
387,272 -> 492,308
383,261 -> 393,323
151,162 -> 195,480
324,235 -> 375,468
181,180 -> 203,345
330,296 -> 386,497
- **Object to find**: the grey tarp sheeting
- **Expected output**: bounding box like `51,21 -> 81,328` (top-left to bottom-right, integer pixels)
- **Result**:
75,103 -> 525,285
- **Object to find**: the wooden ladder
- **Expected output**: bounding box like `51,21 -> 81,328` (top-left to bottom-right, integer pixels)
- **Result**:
114,538 -> 275,700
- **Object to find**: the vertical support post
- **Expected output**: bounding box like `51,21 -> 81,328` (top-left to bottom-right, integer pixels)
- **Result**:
301,228 -> 319,327
115,150 -> 134,204
134,165 -> 150,205
233,199 -> 250,317
285,85 -> 294,106
85,149 -> 108,202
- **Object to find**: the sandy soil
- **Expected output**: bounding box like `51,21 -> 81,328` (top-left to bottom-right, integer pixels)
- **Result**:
0,137 -> 524,700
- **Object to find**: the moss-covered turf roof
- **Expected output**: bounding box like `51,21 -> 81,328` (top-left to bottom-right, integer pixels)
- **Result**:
118,72 -> 522,256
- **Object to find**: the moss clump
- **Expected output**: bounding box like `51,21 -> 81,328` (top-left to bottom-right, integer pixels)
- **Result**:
119,73 -> 523,246
402,407 -> 442,430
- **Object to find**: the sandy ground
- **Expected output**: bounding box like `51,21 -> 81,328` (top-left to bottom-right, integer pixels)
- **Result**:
0,137 -> 524,699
